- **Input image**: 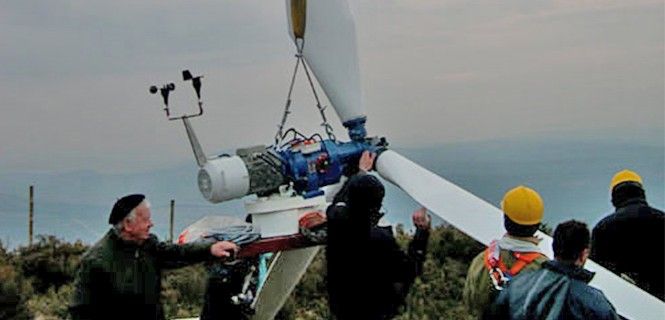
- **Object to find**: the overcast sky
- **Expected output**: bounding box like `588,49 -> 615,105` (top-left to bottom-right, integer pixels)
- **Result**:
1,0 -> 663,174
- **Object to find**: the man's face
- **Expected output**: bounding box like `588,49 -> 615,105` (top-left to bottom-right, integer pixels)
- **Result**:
124,204 -> 153,243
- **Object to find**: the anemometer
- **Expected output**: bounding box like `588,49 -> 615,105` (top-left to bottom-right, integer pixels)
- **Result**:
149,70 -> 203,121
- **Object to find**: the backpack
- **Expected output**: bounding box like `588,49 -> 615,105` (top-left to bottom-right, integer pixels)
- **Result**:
483,240 -> 544,291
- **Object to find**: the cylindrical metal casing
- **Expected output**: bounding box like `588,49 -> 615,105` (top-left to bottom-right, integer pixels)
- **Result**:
198,156 -> 250,203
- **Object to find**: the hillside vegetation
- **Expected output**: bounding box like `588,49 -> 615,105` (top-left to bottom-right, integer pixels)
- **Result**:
0,225 -> 484,319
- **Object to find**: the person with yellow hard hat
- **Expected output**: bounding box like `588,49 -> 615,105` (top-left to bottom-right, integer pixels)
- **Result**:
463,186 -> 549,319
591,169 -> 664,301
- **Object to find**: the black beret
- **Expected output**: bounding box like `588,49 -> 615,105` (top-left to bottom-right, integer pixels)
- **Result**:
109,194 -> 145,225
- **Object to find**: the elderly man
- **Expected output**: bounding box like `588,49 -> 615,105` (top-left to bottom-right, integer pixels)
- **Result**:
70,194 -> 238,320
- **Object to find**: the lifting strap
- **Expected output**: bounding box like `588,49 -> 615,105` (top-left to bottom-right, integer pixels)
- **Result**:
483,240 -> 543,290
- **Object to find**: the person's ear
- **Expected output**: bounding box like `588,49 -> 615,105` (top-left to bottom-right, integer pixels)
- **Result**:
579,248 -> 590,266
122,218 -> 133,232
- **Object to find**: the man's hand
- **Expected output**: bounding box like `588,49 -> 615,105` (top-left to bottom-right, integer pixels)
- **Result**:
412,207 -> 431,230
359,151 -> 376,173
210,241 -> 239,258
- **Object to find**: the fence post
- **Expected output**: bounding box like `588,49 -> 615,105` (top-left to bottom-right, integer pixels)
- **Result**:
29,185 -> 34,247
169,199 -> 175,243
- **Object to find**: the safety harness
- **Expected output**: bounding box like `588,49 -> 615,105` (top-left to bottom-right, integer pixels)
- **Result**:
483,240 -> 544,290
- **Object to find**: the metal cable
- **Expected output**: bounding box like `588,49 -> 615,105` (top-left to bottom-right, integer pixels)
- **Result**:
274,39 -> 337,147
301,60 -> 336,141
274,52 -> 302,147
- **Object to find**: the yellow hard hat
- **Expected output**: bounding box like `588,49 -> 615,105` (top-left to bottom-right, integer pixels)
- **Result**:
610,169 -> 642,190
501,185 -> 544,225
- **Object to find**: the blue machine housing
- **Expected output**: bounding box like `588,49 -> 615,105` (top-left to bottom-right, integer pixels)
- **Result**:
276,138 -> 383,198
343,116 -> 368,142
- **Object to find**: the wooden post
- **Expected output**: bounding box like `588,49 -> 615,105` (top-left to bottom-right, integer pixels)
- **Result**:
169,199 -> 175,243
29,185 -> 34,247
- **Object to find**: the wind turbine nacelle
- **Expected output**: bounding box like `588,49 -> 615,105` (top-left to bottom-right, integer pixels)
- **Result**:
197,138 -> 386,203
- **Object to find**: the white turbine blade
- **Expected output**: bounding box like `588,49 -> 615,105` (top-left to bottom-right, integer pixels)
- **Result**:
251,246 -> 321,320
375,150 -> 509,248
375,149 -> 664,320
285,0 -> 364,123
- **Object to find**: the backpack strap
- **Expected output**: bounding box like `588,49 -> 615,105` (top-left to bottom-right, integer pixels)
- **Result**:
508,252 -> 544,275
483,240 -> 501,269
484,240 -> 509,290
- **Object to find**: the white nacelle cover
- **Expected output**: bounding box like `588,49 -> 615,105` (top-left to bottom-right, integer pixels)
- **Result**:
198,155 -> 250,203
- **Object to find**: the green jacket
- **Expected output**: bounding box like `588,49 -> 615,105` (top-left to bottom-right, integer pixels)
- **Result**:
70,230 -> 213,320
463,237 -> 547,319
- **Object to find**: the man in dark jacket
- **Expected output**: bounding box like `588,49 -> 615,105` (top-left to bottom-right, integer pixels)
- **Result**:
489,220 -> 620,320
70,194 -> 238,320
326,152 -> 431,320
591,169 -> 664,300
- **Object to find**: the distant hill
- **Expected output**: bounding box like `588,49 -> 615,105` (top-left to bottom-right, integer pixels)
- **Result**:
391,138 -> 664,226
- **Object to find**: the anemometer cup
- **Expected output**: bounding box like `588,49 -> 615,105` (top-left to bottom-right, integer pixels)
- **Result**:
149,83 -> 176,108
